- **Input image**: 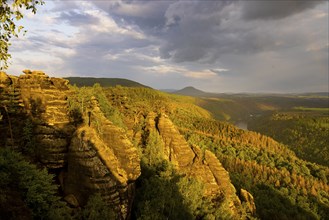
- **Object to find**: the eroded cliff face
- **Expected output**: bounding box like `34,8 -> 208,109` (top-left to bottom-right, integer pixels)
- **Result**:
18,70 -> 73,168
0,71 -> 141,219
66,97 -> 140,218
145,112 -> 244,218
0,70 -> 74,167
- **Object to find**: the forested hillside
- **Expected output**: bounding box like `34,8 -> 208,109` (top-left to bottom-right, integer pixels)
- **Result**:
99,86 -> 329,219
68,84 -> 247,219
170,115 -> 329,219
65,77 -> 150,88
194,94 -> 328,123
248,109 -> 329,167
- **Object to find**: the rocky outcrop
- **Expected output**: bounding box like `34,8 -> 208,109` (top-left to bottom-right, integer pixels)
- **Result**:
65,97 -> 140,219
90,101 -> 141,182
147,112 -> 195,168
240,188 -> 256,216
0,71 -> 12,86
19,70 -> 70,125
17,70 -> 73,168
1,70 -> 73,166
146,112 -> 243,217
0,71 -> 141,219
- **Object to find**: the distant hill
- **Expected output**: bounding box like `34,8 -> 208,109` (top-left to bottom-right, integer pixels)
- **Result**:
297,92 -> 329,97
160,89 -> 177,93
174,86 -> 209,97
65,77 -> 150,88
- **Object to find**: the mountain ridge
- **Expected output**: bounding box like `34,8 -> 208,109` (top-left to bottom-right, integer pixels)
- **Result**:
65,77 -> 151,88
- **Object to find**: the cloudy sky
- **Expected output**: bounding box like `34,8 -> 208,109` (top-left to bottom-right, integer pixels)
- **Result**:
7,0 -> 329,93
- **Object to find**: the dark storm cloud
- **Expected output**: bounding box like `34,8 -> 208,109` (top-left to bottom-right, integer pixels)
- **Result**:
92,0 -> 326,65
96,0 -> 294,64
87,0 -> 170,35
158,1 -> 231,62
105,0 -> 170,32
241,0 -> 324,20
158,1 -> 286,63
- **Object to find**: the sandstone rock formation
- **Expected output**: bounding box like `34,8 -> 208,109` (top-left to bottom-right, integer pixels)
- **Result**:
0,70 -> 77,166
0,71 -> 12,86
18,70 -> 73,168
0,71 -> 141,219
66,98 -> 140,218
240,188 -> 256,216
146,112 -> 243,217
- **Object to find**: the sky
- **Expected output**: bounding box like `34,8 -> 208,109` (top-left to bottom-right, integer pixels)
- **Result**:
6,0 -> 329,93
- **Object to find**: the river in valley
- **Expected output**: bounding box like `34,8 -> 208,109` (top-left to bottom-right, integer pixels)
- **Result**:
234,121 -> 248,130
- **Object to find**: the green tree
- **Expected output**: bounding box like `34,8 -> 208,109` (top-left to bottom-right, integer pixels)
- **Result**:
80,193 -> 117,220
1,0 -> 44,69
143,131 -> 165,166
0,147 -> 69,219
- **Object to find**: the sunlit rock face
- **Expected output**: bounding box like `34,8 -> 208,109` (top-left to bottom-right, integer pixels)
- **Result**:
0,70 -> 141,219
17,70 -> 73,168
67,125 -> 140,219
146,112 -> 244,218
240,188 -> 256,216
66,98 -> 141,219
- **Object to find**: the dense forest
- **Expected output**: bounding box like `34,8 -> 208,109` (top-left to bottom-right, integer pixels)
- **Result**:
174,117 -> 329,219
248,109 -> 329,167
1,80 -> 328,219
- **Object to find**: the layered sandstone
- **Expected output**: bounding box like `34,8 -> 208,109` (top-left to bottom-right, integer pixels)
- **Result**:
146,112 -> 243,217
65,96 -> 140,219
0,70 -> 73,166
0,71 -> 141,219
